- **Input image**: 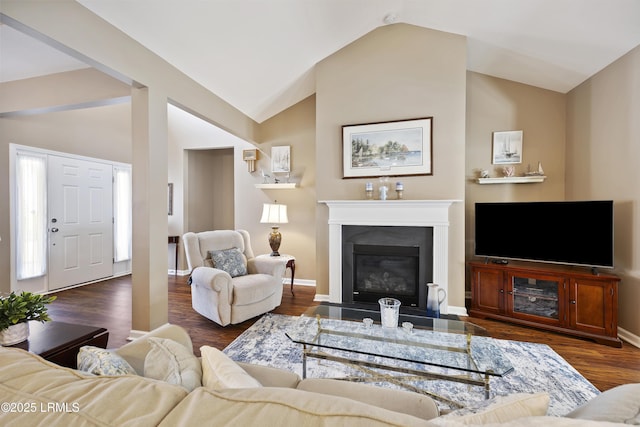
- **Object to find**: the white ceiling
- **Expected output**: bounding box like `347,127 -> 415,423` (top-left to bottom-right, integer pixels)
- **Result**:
3,0 -> 640,123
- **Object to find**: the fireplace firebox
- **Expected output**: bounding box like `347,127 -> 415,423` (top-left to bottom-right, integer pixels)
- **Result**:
352,244 -> 420,306
342,225 -> 433,309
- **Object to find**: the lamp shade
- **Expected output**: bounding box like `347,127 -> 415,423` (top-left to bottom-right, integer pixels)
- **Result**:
260,203 -> 288,224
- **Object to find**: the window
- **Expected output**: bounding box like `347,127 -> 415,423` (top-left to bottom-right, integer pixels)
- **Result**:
113,166 -> 132,262
15,152 -> 47,280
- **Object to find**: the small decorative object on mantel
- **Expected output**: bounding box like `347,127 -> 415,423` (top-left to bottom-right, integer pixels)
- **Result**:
0,291 -> 56,346
378,176 -> 389,200
365,182 -> 373,199
395,181 -> 404,199
503,166 -> 515,177
479,169 -> 489,178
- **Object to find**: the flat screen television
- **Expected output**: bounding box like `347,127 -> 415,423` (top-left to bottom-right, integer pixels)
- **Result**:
474,200 -> 614,269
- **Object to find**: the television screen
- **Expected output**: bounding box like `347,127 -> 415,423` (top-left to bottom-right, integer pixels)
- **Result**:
474,200 -> 614,268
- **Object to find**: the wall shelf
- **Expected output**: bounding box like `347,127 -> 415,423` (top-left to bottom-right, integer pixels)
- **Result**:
476,176 -> 546,184
254,183 -> 297,189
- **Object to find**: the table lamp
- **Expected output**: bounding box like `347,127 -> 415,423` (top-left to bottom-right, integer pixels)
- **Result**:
260,203 -> 288,256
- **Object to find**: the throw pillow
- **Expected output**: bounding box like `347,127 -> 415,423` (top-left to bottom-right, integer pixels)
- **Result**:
209,248 -> 247,277
431,393 -> 550,425
200,345 -> 262,389
77,346 -> 137,376
144,337 -> 202,392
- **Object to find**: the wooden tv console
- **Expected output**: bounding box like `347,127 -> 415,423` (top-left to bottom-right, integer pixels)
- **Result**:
469,260 -> 621,347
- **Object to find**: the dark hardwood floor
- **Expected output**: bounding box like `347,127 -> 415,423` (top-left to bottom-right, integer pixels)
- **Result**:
46,274 -> 640,392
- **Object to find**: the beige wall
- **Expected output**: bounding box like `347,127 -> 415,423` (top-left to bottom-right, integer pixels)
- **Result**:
464,72 -> 566,281
255,95 -> 317,281
315,24 -> 468,309
185,149 -> 235,233
566,45 -> 640,339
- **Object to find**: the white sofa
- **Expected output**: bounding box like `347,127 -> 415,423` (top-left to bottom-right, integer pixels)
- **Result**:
1,324 -> 638,426
183,229 -> 285,326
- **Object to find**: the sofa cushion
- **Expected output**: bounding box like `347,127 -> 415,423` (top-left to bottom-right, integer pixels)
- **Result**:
231,273 -> 277,305
158,387 -> 436,427
200,346 -> 262,389
565,383 -> 640,424
298,377 -> 439,421
144,337 -> 202,392
431,393 -> 549,425
77,346 -> 137,376
209,248 -> 247,277
0,347 -> 187,426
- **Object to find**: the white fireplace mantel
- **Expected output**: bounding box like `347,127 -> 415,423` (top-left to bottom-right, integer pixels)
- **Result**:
320,200 -> 461,312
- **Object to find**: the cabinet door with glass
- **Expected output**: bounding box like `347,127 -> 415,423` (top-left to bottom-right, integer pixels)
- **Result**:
507,272 -> 566,327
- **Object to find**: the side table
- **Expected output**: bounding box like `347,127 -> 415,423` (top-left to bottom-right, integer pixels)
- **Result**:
10,320 -> 109,369
256,254 -> 296,295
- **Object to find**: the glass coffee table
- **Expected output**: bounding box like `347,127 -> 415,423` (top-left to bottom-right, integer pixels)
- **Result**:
285,305 -> 513,408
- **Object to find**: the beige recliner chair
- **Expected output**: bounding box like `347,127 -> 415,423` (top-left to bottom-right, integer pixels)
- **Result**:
183,230 -> 285,326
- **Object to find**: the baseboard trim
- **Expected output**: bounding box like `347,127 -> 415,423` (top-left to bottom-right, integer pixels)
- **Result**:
618,327 -> 640,349
284,279 -> 316,287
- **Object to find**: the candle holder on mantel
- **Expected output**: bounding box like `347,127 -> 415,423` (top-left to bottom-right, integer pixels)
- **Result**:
365,182 -> 374,199
395,181 -> 404,199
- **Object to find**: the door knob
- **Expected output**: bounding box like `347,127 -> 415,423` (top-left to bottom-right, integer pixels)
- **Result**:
51,228 -> 59,233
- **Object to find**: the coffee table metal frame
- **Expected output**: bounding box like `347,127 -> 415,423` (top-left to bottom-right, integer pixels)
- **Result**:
286,310 -> 513,408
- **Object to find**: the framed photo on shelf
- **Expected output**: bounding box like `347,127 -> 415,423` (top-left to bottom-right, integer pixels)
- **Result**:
271,146 -> 291,173
342,117 -> 432,178
492,130 -> 523,164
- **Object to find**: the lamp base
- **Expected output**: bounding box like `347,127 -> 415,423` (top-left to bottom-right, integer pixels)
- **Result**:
268,226 -> 282,257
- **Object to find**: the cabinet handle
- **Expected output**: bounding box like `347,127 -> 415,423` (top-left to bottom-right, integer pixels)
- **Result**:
570,300 -> 576,304
499,289 -> 504,293
507,291 -> 513,295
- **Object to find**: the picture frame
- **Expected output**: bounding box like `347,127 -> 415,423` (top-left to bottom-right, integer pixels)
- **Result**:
271,145 -> 291,173
342,117 -> 432,178
492,130 -> 523,164
168,183 -> 174,216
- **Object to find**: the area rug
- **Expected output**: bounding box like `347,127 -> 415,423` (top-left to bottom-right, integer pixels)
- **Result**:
223,313 -> 600,416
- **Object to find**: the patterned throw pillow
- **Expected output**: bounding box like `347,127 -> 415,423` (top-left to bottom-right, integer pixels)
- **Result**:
209,248 -> 247,277
77,346 -> 137,376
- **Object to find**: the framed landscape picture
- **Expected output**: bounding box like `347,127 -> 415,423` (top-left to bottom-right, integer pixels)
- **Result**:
342,117 -> 432,178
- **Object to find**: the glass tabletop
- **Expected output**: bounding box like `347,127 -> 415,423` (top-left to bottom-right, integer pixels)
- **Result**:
286,306 -> 513,377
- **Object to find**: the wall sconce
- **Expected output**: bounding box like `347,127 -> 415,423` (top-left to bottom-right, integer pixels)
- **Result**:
243,149 -> 258,172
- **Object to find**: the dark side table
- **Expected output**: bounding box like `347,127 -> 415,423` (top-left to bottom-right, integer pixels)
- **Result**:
9,321 -> 109,369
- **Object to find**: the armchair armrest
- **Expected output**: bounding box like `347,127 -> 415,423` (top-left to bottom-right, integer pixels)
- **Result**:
191,266 -> 233,294
248,257 -> 286,279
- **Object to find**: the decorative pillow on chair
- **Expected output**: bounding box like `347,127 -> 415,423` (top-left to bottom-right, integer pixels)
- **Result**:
77,346 -> 137,376
200,345 -> 262,389
144,337 -> 202,392
209,248 -> 247,277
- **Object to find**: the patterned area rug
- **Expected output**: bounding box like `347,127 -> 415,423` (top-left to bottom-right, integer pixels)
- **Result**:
223,313 -> 599,416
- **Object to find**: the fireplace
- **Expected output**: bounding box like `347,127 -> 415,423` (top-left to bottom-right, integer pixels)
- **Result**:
321,200 -> 458,314
342,225 -> 433,309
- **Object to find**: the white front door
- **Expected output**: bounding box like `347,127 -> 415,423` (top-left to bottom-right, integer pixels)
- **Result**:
48,155 -> 113,290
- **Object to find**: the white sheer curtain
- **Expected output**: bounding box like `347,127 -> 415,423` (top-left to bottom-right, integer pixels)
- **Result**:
113,166 -> 132,262
16,152 -> 47,280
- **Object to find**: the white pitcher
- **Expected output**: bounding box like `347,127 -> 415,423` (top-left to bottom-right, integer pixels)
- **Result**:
426,283 -> 446,318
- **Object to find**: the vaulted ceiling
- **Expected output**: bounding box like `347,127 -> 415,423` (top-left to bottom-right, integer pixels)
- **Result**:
2,0 -> 640,123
